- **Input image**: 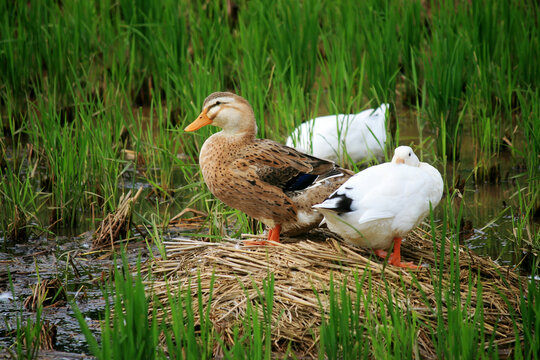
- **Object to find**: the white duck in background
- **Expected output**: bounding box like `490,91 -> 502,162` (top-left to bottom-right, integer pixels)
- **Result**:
313,146 -> 443,268
286,104 -> 389,164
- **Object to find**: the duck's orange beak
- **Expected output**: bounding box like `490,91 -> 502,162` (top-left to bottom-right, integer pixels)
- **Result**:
185,109 -> 212,132
395,158 -> 405,164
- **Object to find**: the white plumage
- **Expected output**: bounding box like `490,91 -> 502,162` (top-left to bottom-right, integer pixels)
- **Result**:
286,104 -> 389,164
313,146 -> 443,268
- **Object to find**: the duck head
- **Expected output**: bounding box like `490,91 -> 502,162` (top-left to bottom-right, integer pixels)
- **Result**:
392,146 -> 420,166
185,92 -> 257,136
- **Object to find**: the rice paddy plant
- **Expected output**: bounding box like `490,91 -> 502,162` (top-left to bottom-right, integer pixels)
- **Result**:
516,273 -> 540,359
517,89 -> 540,194
499,268 -> 540,360
318,270 -> 425,360
72,256 -> 162,360
317,28 -> 365,115
398,0 -> 425,105
28,2 -> 99,112
2,1 -> 540,357
507,0 -> 540,93
160,276 -> 216,360
357,0 -> 401,106
507,89 -> 540,256
11,306 -> 44,360
424,192 -> 504,358
466,0 -> 513,121
469,99 -> 502,184
135,97 -> 182,196
119,1 -> 219,107
182,0 -> 232,100
0,2 -> 33,117
438,277 -> 488,359
0,163 -> 43,242
317,272 -> 371,360
316,0 -> 368,113
228,3 -> 274,139
259,0 -> 322,94
509,185 -> 540,266
369,285 -> 420,360
320,0 -> 366,78
144,6 -> 192,122
467,0 -> 501,66
462,2 -> 511,175
27,102 -> 90,227
84,113 -> 128,214
422,2 -> 470,161
115,0 -> 163,103
267,73 -> 313,143
87,257 -> 277,359
230,274 -> 276,360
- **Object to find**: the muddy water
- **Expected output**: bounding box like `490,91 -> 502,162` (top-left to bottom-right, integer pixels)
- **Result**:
1,232 -> 105,354
0,227 -> 160,355
397,109 -> 538,268
1,111 -> 538,355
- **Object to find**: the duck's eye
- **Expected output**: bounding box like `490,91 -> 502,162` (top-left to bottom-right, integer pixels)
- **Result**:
409,152 -> 411,157
215,101 -> 222,105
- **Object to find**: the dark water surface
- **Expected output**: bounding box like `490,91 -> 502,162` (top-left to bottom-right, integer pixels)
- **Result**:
397,109 -> 538,268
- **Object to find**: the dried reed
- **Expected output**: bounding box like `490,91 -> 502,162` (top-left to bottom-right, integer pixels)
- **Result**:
144,228 -> 524,358
92,188 -> 143,250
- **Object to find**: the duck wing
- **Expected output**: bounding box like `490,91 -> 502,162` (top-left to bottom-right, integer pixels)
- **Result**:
237,139 -> 336,191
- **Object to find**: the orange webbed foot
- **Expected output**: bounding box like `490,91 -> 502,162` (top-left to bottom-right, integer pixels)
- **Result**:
388,255 -> 420,269
243,225 -> 281,246
374,249 -> 388,259
379,237 -> 421,269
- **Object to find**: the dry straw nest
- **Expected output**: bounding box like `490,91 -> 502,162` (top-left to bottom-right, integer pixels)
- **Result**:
144,227 -> 524,358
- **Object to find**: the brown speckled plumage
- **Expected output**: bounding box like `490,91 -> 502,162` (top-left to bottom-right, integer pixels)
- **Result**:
186,92 -> 353,239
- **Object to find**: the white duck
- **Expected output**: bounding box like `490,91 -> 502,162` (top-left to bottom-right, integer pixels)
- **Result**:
286,104 -> 389,164
313,146 -> 443,268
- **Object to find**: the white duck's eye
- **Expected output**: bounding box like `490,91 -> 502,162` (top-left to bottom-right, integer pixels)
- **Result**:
409,152 -> 411,157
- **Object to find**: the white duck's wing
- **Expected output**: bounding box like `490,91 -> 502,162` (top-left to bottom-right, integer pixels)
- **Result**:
356,209 -> 394,224
314,163 -> 393,213
358,164 -> 442,231
316,163 -> 440,228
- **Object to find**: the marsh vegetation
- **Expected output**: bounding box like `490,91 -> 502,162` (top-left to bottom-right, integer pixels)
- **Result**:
1,0 -> 538,358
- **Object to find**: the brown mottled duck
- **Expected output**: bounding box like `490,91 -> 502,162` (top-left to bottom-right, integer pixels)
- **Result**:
185,92 -> 353,244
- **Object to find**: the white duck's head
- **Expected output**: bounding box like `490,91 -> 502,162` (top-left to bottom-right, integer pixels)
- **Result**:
392,146 -> 420,166
184,92 -> 257,136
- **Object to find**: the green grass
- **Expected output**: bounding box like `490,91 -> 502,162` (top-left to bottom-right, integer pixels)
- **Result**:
12,306 -> 44,360
72,256 -> 162,360
1,0 -> 538,232
0,160 -> 43,242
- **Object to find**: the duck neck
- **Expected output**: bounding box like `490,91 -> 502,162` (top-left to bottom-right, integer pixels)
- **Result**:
221,113 -> 258,139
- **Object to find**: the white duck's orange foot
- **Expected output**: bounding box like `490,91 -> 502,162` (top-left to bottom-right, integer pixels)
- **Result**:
388,255 -> 420,269
387,237 -> 420,269
374,238 -> 421,268
374,249 -> 388,259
